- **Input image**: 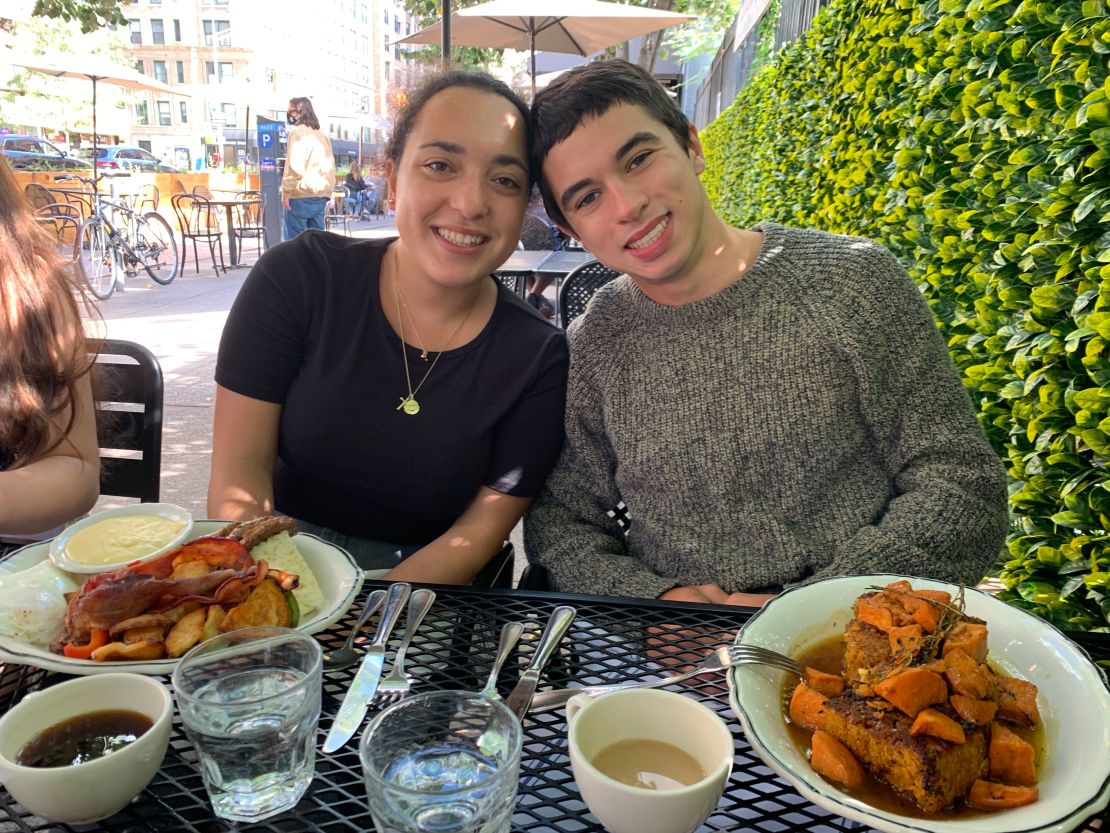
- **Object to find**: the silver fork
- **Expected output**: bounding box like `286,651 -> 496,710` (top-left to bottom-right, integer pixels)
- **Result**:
371,588 -> 436,708
479,621 -> 526,700
528,643 -> 801,712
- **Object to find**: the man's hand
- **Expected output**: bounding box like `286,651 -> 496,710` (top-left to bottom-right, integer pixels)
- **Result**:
658,584 -> 730,605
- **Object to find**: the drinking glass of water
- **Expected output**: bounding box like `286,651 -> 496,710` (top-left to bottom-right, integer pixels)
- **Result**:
359,690 -> 522,833
172,626 -> 322,823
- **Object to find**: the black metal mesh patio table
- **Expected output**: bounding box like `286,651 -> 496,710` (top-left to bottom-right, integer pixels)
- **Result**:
0,584 -> 1106,833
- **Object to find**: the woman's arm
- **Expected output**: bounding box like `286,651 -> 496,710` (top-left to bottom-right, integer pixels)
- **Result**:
207,385 -> 281,521
383,487 -> 530,585
0,372 -> 100,535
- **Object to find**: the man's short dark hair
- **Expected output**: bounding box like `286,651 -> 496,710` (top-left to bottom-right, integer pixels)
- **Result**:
530,59 -> 690,230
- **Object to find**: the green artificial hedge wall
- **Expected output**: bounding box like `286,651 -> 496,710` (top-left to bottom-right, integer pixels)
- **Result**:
701,0 -> 1110,631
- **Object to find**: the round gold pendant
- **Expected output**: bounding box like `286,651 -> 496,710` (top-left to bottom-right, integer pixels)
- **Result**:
401,396 -> 420,415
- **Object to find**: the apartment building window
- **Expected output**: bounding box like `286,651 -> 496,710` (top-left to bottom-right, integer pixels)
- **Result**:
157,101 -> 171,126
135,102 -> 149,125
202,19 -> 231,45
134,58 -> 144,73
383,34 -> 389,50
383,10 -> 388,23
204,61 -> 234,83
173,19 -> 181,41
150,0 -> 162,4
180,102 -> 188,123
129,18 -> 141,43
151,19 -> 164,44
221,103 -> 237,126
394,18 -> 400,33
360,3 -> 367,23
176,61 -> 185,83
153,60 -> 167,83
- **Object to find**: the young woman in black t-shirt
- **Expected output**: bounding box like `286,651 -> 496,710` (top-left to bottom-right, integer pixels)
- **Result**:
209,72 -> 568,581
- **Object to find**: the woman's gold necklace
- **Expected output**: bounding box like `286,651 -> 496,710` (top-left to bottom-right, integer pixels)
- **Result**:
391,248 -> 478,416
396,285 -> 430,360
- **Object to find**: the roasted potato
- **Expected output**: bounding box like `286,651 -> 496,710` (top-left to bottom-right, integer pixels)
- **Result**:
91,639 -> 165,662
201,605 -> 227,643
171,560 -> 212,580
165,607 -> 207,657
123,624 -> 166,645
220,578 -> 290,632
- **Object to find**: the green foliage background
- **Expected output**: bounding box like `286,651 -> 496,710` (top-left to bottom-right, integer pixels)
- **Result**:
701,0 -> 1110,631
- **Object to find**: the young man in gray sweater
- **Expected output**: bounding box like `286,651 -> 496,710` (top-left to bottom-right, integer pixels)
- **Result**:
523,60 -> 1008,606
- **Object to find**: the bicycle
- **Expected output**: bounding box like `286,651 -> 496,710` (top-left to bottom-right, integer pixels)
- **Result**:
59,174 -> 180,300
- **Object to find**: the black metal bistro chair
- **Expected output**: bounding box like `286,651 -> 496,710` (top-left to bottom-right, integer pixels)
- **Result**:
557,259 -> 621,329
171,192 -> 227,275
93,339 -> 164,502
232,190 -> 268,261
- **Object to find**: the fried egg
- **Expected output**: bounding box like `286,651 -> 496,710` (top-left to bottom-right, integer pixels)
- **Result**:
0,561 -> 80,648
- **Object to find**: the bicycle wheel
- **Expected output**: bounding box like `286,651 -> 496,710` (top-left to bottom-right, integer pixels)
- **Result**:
76,218 -> 116,300
135,212 -> 179,284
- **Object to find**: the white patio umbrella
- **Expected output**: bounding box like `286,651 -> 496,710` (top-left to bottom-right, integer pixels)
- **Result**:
395,0 -> 695,94
9,53 -> 189,191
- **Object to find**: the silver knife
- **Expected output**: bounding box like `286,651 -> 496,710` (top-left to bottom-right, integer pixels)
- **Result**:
322,581 -> 411,753
504,605 -> 576,719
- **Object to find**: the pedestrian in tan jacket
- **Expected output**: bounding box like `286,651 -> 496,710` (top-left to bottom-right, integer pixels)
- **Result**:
281,96 -> 335,240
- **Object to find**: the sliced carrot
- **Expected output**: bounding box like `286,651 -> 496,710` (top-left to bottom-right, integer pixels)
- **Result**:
942,621 -> 989,664
989,721 -> 1037,786
788,682 -> 829,732
873,667 -> 948,716
950,694 -> 998,726
996,675 -> 1040,728
942,648 -> 991,699
804,667 -> 846,697
910,708 -> 966,744
968,779 -> 1039,810
810,730 -> 865,789
888,624 -> 925,657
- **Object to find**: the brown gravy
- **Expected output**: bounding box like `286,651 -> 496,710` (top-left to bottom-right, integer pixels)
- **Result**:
16,709 -> 153,768
784,636 -> 1043,820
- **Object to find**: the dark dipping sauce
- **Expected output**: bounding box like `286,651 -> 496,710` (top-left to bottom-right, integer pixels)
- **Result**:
16,710 -> 153,768
784,636 -> 1044,821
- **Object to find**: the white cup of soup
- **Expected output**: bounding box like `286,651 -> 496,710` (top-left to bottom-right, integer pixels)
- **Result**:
49,503 -> 193,573
567,688 -> 734,833
0,673 -> 173,823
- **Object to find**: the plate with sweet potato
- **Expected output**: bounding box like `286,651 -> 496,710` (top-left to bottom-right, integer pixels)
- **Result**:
728,574 -> 1110,833
0,518 -> 364,675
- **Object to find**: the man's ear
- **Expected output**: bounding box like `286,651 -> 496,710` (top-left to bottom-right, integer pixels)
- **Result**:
686,124 -> 706,175
556,221 -> 576,241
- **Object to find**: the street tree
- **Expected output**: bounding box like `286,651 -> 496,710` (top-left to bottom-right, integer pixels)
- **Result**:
32,0 -> 125,33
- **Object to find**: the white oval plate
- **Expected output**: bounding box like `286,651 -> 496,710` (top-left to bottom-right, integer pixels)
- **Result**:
0,520 -> 364,675
728,573 -> 1110,833
48,503 -> 194,574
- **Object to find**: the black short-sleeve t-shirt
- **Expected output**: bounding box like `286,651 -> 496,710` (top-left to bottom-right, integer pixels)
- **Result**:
215,231 -> 569,545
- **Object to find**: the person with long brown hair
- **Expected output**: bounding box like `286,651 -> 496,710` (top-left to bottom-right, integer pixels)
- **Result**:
281,96 -> 335,240
0,159 -> 100,541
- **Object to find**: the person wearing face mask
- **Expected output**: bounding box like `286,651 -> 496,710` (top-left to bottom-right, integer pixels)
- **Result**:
209,72 -> 568,582
281,96 -> 335,240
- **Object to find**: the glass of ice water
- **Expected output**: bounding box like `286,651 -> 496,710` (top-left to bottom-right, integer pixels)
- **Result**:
359,690 -> 522,833
172,626 -> 322,823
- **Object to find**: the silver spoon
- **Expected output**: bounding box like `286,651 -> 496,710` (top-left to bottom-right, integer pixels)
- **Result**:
480,621 -> 526,700
324,589 -> 387,672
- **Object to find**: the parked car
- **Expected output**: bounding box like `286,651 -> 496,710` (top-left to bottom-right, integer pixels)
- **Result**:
79,145 -> 180,173
0,134 -> 90,171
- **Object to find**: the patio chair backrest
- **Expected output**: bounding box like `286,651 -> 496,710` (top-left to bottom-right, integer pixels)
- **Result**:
558,260 -> 621,329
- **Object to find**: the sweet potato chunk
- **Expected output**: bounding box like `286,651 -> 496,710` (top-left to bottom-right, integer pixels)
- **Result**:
943,621 -> 988,664
901,595 -> 942,633
910,708 -> 966,744
219,578 -> 291,632
950,694 -> 997,726
989,721 -> 1037,786
873,667 -> 948,717
810,730 -> 864,788
804,667 -> 845,696
856,595 -> 897,633
943,648 -> 991,699
911,589 -> 953,605
968,779 -> 1039,810
888,624 -> 925,657
788,682 -> 829,732
996,675 -> 1040,728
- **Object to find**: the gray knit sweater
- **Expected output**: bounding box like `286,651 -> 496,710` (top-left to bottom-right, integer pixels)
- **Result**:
524,223 -> 1008,599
